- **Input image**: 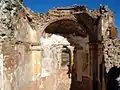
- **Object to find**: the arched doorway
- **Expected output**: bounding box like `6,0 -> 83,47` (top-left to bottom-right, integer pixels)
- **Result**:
39,18 -> 91,90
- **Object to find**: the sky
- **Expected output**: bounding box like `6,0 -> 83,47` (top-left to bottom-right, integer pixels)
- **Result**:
23,0 -> 120,36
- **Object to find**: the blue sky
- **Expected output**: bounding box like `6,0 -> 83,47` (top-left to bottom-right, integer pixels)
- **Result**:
23,0 -> 120,36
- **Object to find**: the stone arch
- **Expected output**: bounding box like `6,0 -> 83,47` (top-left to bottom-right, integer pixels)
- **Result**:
40,15 -> 92,90
40,16 -> 89,38
41,17 -> 75,34
39,9 -> 104,90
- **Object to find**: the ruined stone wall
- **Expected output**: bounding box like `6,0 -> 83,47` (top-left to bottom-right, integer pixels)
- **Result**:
101,11 -> 120,69
0,1 -> 44,89
0,0 -> 21,90
104,39 -> 120,68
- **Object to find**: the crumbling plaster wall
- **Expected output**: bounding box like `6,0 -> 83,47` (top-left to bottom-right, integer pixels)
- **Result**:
0,0 -> 43,90
39,33 -> 89,90
40,34 -> 72,90
0,0 -> 22,90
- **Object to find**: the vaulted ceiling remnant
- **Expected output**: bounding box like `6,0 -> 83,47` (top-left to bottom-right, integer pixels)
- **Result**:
44,19 -> 87,37
36,6 -> 95,40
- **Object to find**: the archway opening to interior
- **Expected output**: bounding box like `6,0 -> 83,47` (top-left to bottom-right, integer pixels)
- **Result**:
39,19 -> 91,90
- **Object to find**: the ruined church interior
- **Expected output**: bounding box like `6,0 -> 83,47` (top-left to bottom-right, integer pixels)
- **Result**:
0,0 -> 120,90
